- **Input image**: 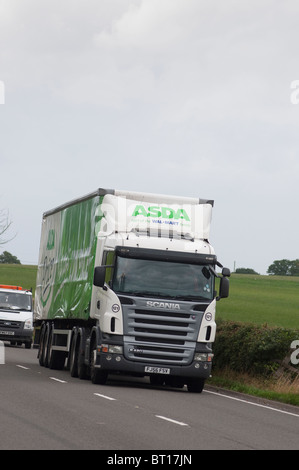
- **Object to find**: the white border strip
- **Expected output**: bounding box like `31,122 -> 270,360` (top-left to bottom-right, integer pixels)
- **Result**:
204,389 -> 299,418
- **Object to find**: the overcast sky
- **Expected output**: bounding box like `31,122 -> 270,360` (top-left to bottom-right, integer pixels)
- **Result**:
1,0 -> 299,274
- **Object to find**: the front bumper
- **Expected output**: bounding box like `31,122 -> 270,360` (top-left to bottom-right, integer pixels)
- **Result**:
0,328 -> 33,343
94,352 -> 212,380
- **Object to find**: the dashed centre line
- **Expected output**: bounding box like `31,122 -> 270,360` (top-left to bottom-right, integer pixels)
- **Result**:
49,377 -> 67,383
94,393 -> 117,401
15,365 -> 189,425
155,415 -> 189,426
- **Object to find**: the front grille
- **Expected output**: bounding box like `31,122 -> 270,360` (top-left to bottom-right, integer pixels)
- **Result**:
0,320 -> 22,329
122,297 -> 206,365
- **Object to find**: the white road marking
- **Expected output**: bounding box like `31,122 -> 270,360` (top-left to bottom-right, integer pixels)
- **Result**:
204,389 -> 299,418
16,364 -> 29,370
49,377 -> 67,383
94,393 -> 117,401
155,415 -> 189,426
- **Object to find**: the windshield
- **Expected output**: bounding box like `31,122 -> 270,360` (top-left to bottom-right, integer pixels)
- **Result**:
0,292 -> 32,311
112,256 -> 214,301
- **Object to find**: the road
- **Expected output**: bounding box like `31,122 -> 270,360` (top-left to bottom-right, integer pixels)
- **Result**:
0,343 -> 298,451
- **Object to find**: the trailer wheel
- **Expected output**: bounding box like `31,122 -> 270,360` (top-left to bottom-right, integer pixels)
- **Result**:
38,322 -> 49,367
186,378 -> 205,393
69,333 -> 79,377
90,338 -> 108,385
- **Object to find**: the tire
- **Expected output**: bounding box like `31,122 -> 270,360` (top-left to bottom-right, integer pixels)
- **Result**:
90,337 -> 108,385
78,351 -> 88,380
44,323 -> 51,368
69,334 -> 79,377
38,323 -> 48,366
49,350 -> 66,370
187,378 -> 205,393
25,341 -> 32,349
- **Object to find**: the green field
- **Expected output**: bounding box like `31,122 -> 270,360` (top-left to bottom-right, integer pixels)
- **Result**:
216,273 -> 299,329
0,264 -> 37,294
0,266 -> 298,330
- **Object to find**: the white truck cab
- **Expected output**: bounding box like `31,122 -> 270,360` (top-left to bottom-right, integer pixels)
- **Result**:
0,285 -> 33,349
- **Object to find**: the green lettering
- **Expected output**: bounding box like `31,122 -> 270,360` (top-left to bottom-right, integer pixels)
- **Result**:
132,205 -> 190,221
47,229 -> 55,250
161,207 -> 174,218
174,209 -> 190,221
132,205 -> 148,217
148,206 -> 161,217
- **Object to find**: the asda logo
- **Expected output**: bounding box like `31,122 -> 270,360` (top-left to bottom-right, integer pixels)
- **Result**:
132,205 -> 190,221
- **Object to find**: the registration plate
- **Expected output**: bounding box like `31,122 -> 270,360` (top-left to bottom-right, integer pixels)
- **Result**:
0,330 -> 15,336
145,366 -> 170,375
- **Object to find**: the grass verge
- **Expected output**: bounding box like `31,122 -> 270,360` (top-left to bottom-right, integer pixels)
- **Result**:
207,368 -> 299,407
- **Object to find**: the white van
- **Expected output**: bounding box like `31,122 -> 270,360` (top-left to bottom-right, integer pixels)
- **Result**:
0,285 -> 33,349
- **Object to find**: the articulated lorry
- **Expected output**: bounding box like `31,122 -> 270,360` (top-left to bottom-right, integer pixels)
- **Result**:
34,189 -> 230,392
0,285 -> 33,349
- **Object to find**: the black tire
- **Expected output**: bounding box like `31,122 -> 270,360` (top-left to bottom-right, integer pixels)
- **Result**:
187,378 -> 205,393
69,334 -> 79,377
49,350 -> 66,370
44,323 -> 52,368
78,351 -> 88,380
38,323 -> 48,366
90,337 -> 108,385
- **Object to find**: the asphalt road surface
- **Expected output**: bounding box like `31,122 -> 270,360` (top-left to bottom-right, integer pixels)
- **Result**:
0,343 -> 298,451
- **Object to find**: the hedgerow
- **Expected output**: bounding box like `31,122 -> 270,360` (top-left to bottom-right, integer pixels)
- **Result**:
213,319 -> 299,377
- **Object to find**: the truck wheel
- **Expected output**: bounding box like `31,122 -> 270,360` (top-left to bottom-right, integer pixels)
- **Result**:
69,334 -> 79,377
25,341 -> 32,349
187,378 -> 205,393
90,339 -> 108,385
38,323 -> 48,366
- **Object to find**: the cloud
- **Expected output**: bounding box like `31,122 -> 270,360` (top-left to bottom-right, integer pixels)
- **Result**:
1,0 -> 299,273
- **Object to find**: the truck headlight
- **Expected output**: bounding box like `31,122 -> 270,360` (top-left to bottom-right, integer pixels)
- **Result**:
108,345 -> 123,354
99,344 -> 123,354
194,353 -> 213,362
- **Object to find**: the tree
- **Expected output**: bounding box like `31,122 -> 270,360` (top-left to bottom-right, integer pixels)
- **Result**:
0,208 -> 14,246
267,259 -> 299,276
0,251 -> 21,264
289,259 -> 299,276
235,268 -> 259,275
